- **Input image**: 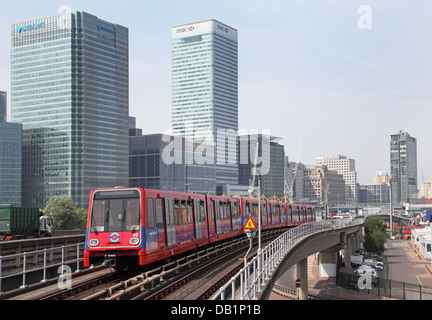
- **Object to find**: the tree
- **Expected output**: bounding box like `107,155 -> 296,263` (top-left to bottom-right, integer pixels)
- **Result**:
44,196 -> 86,230
363,216 -> 388,255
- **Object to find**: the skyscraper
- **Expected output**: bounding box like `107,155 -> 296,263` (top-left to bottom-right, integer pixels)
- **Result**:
171,20 -> 239,188
390,130 -> 418,204
11,12 -> 129,209
0,122 -> 22,205
314,155 -> 358,204
238,134 -> 285,198
0,91 -> 6,122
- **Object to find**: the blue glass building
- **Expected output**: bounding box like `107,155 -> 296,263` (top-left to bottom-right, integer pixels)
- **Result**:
11,12 -> 129,209
0,122 -> 22,205
0,91 -> 6,122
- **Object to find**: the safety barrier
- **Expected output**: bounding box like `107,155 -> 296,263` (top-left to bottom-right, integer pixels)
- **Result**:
212,218 -> 364,300
0,242 -> 84,295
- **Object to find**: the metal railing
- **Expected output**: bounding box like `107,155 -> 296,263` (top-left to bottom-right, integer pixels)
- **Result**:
212,218 -> 364,300
337,270 -> 432,300
0,242 -> 84,295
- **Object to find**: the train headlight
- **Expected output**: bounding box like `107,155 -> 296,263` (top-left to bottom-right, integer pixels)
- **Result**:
89,239 -> 99,247
129,238 -> 139,246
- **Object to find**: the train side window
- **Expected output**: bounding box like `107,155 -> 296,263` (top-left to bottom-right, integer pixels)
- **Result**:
187,200 -> 193,223
200,200 -> 205,222
231,201 -> 238,218
174,199 -> 181,225
227,201 -> 232,219
244,202 -> 249,218
225,202 -> 229,219
147,198 -> 155,229
220,202 -> 225,219
155,198 -> 164,228
181,200 -> 188,224
214,201 -> 220,220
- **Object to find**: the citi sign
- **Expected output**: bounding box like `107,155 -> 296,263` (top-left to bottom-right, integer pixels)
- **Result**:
16,22 -> 45,33
176,26 -> 195,33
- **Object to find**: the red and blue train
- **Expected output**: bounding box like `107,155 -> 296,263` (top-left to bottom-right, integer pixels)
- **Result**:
83,187 -> 317,268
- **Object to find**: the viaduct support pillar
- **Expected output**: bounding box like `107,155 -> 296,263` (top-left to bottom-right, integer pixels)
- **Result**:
345,234 -> 355,270
319,248 -> 339,278
296,257 -> 308,300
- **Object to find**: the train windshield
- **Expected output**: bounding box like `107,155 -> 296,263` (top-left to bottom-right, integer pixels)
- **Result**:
90,190 -> 141,233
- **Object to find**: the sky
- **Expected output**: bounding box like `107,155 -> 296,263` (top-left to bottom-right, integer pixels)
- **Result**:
0,0 -> 431,186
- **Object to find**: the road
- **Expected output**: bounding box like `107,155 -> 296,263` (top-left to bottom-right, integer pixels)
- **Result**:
384,239 -> 432,299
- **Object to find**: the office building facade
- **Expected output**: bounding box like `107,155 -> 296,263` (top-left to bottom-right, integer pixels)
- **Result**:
11,12 -> 129,209
390,130 -> 418,204
238,135 -> 285,199
171,19 -> 239,187
315,155 -> 358,204
292,163 -> 345,206
0,122 -> 22,205
129,133 -> 216,194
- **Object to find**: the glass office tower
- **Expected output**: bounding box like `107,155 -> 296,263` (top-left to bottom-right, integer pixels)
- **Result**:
172,20 -> 238,188
0,91 -> 6,122
0,122 -> 22,205
390,130 -> 418,204
11,12 -> 129,209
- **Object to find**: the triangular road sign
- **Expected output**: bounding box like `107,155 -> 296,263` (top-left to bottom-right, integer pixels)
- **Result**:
244,217 -> 257,230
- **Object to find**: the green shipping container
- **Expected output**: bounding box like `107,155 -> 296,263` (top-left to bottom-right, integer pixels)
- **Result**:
0,205 -> 40,238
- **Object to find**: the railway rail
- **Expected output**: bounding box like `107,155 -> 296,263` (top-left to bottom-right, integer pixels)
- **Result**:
85,229 -> 281,300
3,228 -> 283,300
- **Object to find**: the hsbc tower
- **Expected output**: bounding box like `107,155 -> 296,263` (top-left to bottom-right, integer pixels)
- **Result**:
171,19 -> 239,188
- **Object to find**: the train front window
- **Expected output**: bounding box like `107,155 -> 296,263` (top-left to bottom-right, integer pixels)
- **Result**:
91,191 -> 140,233
91,200 -> 106,232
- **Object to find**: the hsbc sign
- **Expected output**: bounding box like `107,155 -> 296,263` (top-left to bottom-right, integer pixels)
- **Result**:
217,24 -> 229,34
176,26 -> 195,33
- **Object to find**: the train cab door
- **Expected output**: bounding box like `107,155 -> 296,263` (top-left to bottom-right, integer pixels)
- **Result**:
164,198 -> 177,246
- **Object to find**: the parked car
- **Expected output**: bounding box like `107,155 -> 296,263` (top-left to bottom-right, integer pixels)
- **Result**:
363,261 -> 383,271
365,259 -> 383,268
369,254 -> 383,262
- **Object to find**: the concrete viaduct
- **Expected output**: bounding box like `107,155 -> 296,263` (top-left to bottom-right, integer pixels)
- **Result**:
260,220 -> 363,300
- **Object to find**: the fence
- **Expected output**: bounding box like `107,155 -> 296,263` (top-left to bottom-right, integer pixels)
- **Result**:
337,271 -> 432,300
0,242 -> 84,294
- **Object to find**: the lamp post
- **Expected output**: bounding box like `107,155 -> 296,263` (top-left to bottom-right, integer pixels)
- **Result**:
389,177 -> 393,236
257,173 -> 261,254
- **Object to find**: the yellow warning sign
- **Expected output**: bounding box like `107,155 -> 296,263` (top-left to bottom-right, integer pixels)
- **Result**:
244,217 -> 257,230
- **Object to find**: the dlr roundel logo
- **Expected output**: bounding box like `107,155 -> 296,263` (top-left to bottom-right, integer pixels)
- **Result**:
109,232 -> 120,243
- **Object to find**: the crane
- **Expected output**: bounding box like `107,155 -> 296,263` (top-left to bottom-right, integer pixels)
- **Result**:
283,139 -> 303,203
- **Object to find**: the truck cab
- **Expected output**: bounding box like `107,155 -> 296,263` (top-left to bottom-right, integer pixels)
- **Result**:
39,216 -> 52,236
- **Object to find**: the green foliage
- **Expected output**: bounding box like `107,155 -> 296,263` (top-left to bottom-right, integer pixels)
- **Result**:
363,216 -> 387,255
44,196 -> 87,231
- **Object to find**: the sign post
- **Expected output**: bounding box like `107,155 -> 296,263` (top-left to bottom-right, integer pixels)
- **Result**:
244,217 -> 257,268
296,279 -> 301,300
